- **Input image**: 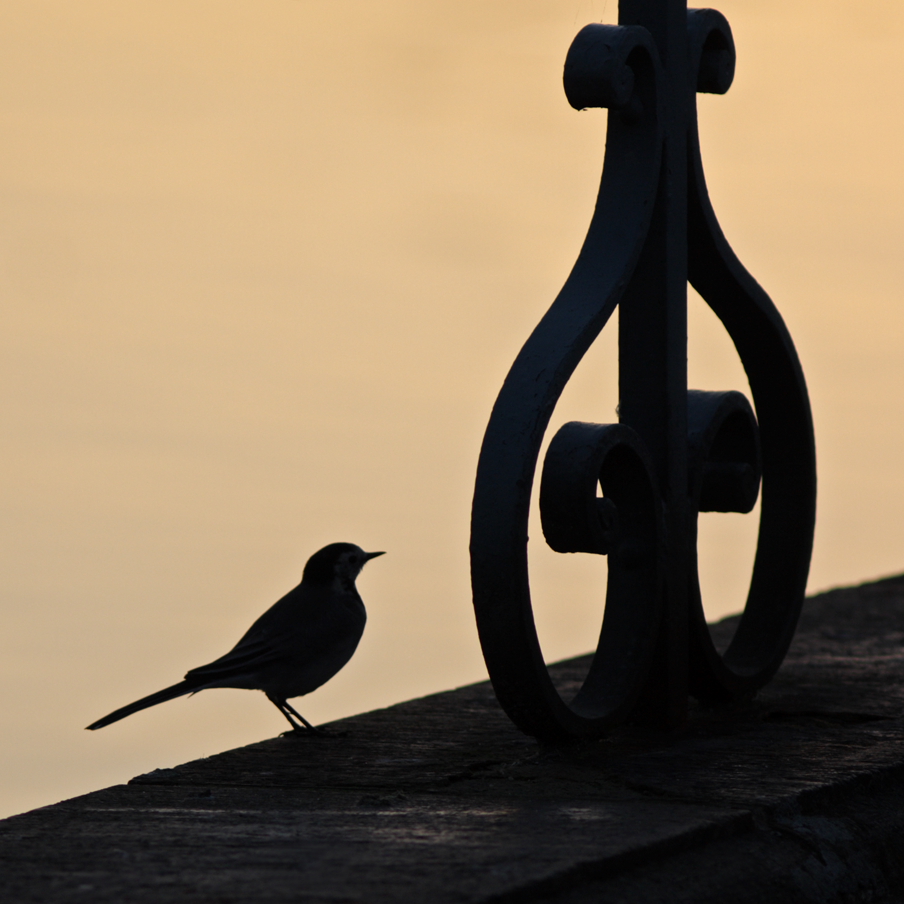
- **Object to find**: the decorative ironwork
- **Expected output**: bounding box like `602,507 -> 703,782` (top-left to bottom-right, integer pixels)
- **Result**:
470,2 -> 816,740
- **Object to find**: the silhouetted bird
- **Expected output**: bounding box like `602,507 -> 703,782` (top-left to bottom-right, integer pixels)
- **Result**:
87,543 -> 384,733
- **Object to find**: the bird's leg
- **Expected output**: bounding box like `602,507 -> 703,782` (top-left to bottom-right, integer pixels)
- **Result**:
275,703 -> 305,731
282,700 -> 319,732
268,696 -> 321,734
267,696 -> 305,731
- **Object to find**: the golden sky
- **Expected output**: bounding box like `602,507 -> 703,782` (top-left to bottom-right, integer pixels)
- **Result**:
1,0 -> 903,818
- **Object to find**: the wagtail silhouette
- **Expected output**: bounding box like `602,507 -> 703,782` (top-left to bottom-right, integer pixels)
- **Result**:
87,543 -> 383,733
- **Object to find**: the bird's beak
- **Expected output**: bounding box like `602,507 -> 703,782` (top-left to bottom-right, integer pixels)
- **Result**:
364,551 -> 386,561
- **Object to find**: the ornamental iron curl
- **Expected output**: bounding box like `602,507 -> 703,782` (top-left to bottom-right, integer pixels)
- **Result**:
469,2 -> 816,741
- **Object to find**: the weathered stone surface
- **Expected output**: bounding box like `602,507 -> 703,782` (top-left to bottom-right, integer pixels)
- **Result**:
3,576 -> 904,902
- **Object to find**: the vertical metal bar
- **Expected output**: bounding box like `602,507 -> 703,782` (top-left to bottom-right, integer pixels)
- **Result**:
618,0 -> 689,726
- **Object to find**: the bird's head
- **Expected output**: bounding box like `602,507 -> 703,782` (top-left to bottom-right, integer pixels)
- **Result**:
302,542 -> 385,590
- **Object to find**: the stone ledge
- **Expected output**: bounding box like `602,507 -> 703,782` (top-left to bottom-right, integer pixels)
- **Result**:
2,575 -> 904,902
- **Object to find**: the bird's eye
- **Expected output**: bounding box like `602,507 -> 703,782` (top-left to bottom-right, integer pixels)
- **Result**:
349,554 -> 359,564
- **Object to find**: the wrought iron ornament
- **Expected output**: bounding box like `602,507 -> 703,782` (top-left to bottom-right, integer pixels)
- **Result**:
470,3 -> 816,740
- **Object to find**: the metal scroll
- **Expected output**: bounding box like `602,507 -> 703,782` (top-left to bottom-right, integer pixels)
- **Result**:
470,3 -> 816,740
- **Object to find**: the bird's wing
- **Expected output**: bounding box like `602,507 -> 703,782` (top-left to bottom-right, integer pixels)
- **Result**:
184,620 -> 304,682
184,583 -> 361,683
184,636 -> 282,681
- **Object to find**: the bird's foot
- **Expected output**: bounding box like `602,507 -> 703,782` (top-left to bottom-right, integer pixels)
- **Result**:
279,727 -> 317,739
279,726 -> 347,739
280,726 -> 338,740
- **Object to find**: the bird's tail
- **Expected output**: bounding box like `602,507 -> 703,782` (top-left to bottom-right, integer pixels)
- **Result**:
86,680 -> 197,730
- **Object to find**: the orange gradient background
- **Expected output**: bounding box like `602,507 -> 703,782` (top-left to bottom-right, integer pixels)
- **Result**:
1,0 -> 903,818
